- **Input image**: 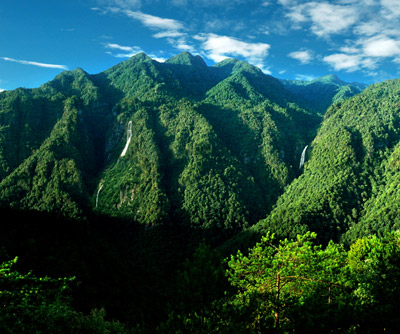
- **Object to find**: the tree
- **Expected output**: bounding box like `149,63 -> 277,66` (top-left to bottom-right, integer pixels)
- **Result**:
226,232 -> 351,333
0,257 -> 131,334
348,232 -> 400,333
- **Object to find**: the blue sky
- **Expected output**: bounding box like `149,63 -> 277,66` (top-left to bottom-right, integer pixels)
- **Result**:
2,0 -> 400,91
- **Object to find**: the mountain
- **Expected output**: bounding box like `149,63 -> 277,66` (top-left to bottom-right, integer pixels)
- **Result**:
6,52 -> 400,333
237,79 -> 400,248
280,74 -> 367,115
0,52 -> 327,240
0,68 -> 114,218
0,52 -> 373,245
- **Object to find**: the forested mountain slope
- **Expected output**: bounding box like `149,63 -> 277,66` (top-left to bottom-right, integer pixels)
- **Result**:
281,74 -> 367,115
0,51 -> 337,240
7,52 -> 400,334
245,79 -> 400,246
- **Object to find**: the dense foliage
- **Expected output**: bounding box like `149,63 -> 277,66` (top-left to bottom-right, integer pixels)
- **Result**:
4,52 -> 400,333
244,79 -> 400,247
1,208 -> 400,333
159,231 -> 400,333
0,257 -> 130,334
0,52 -> 323,237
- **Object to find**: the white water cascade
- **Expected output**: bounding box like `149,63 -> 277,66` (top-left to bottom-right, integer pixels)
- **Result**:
120,121 -> 132,157
95,181 -> 104,208
299,145 -> 308,169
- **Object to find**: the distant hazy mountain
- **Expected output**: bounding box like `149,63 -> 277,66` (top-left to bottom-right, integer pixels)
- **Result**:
280,74 -> 367,115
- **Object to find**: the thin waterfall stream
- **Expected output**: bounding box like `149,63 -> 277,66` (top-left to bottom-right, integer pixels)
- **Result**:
95,181 -> 104,208
120,121 -> 132,157
299,145 -> 308,169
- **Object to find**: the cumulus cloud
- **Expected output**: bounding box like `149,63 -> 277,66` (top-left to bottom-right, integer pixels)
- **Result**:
362,36 -> 400,57
288,50 -> 313,64
323,33 -> 400,72
279,0 -> 400,77
322,51 -> 378,72
322,34 -> 400,73
196,33 -> 270,65
354,20 -> 383,37
283,2 -> 359,37
0,57 -> 68,70
323,53 -> 362,72
308,3 -> 359,37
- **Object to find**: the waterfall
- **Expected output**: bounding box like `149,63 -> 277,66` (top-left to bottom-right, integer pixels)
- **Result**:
299,145 -> 308,169
120,121 -> 132,157
96,181 -> 104,208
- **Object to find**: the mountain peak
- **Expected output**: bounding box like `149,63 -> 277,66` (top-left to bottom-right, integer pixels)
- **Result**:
131,52 -> 152,62
213,57 -> 262,77
313,74 -> 346,85
166,52 -> 207,67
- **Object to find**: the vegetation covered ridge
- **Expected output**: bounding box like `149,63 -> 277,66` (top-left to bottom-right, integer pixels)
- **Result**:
0,51 -> 348,239
4,52 -> 400,334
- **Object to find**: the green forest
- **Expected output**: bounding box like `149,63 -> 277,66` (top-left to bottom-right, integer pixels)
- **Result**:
0,52 -> 399,333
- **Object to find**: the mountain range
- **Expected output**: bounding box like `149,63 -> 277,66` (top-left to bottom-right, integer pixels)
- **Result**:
1,51 -> 394,247
4,51 -> 400,333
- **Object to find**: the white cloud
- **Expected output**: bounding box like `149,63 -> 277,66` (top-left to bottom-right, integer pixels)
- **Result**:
104,43 -> 166,62
1,57 -> 68,70
354,20 -> 383,37
0,88 -> 5,92
363,36 -> 400,57
153,31 -> 184,38
105,43 -> 143,58
106,43 -> 139,52
327,34 -> 400,74
308,3 -> 359,37
281,1 -> 377,39
284,3 -> 308,24
197,33 -> 270,64
295,74 -> 316,81
323,53 -> 361,72
284,2 -> 359,37
277,0 -> 400,78
150,56 -> 166,62
257,64 -> 272,75
340,46 -> 360,54
123,10 -> 185,33
173,38 -> 193,51
117,9 -> 193,51
381,0 -> 400,19
288,50 -> 313,64
322,34 -> 400,73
